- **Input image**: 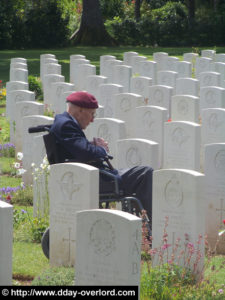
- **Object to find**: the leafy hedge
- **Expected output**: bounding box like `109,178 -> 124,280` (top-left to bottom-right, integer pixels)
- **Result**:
105,2 -> 225,47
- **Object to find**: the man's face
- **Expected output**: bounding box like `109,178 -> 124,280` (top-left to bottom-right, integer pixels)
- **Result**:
79,108 -> 96,129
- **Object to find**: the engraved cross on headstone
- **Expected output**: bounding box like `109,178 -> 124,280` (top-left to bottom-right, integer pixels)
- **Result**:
62,227 -> 75,265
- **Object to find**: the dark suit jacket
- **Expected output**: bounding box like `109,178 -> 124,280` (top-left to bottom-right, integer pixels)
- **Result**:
50,111 -> 107,165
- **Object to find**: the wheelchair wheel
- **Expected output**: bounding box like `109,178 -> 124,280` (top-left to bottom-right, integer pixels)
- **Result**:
41,227 -> 50,259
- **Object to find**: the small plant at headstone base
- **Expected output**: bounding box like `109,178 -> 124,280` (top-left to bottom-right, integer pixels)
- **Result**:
31,267 -> 74,286
140,216 -> 225,299
28,75 -> 43,101
0,184 -> 32,206
0,84 -> 6,105
0,143 -> 15,158
28,155 -> 50,242
44,104 -> 55,118
32,155 -> 50,219
13,208 -> 28,230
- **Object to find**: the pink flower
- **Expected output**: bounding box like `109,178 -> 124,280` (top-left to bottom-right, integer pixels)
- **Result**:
162,243 -> 171,250
187,242 -> 194,249
223,219 -> 225,225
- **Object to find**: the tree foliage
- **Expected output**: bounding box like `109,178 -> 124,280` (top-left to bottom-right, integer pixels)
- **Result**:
0,0 -> 225,49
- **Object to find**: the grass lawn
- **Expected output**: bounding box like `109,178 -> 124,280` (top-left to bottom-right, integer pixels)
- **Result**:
1,46 -> 225,85
13,241 -> 49,279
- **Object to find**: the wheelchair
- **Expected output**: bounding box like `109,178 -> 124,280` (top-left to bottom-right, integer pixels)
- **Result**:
28,124 -> 152,259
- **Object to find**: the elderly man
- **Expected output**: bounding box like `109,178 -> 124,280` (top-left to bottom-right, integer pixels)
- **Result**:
50,91 -> 153,220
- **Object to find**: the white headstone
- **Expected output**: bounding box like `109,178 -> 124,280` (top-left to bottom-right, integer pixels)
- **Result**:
176,78 -> 200,97
40,58 -> 58,82
161,56 -> 179,71
11,57 -> 27,64
0,201 -> 13,286
130,76 -> 152,100
175,61 -> 192,78
163,121 -> 201,171
200,86 -> 225,111
10,62 -> 27,70
153,52 -> 168,71
130,55 -> 147,75
98,83 -> 124,117
9,90 -> 36,144
152,169 -> 205,275
123,51 -> 138,66
57,90 -> 76,114
215,54 -> 225,63
49,163 -> 99,266
86,75 -> 107,99
15,101 -> 44,153
40,54 -> 56,62
135,105 -> 168,168
49,82 -> 75,114
70,54 -> 86,84
204,143 -> 225,254
201,49 -> 216,60
100,55 -> 116,76
117,138 -> 159,170
139,60 -> 157,84
171,95 -> 200,123
183,52 -> 198,66
10,68 -> 28,82
195,57 -> 213,79
43,62 -> 61,76
70,58 -> 90,88
113,65 -> 132,92
75,209 -> 142,286
103,59 -> 123,82
213,62 -> 225,85
201,108 -> 225,146
113,93 -> 144,138
85,118 -> 126,168
22,115 -> 54,185
199,71 -> 221,88
43,74 -> 65,108
76,64 -> 96,91
157,71 -> 178,91
6,81 -> 28,117
147,85 -> 173,118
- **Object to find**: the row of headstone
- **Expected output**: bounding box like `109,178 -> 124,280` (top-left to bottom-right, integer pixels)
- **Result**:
47,162 -> 205,284
5,52 -> 225,288
37,52 -> 225,259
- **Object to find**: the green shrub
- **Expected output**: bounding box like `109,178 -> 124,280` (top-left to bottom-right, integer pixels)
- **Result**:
25,0 -> 70,48
28,76 -> 43,101
32,267 -> 74,286
105,2 -> 188,46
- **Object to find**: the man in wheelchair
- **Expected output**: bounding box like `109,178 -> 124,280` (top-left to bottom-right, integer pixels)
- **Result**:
49,91 -> 153,224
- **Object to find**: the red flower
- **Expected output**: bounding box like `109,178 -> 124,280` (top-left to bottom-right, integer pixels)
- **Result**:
223,219 -> 225,225
6,195 -> 11,201
167,119 -> 172,122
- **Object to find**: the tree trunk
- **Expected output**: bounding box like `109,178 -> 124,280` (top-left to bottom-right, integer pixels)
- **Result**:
135,0 -> 141,22
70,0 -> 116,46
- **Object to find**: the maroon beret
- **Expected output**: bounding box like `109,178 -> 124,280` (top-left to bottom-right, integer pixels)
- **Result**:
66,91 -> 98,109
